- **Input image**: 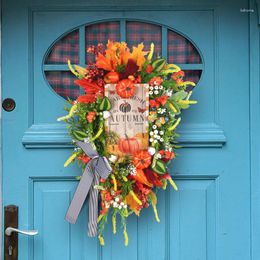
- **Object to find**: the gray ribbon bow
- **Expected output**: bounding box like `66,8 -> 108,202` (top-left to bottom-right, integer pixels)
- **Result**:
65,141 -> 112,237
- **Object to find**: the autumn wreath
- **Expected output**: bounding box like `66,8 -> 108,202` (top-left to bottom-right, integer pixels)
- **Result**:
58,41 -> 197,246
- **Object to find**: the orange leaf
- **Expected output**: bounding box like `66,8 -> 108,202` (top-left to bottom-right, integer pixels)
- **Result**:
96,53 -> 113,71
131,169 -> 153,187
130,43 -> 148,70
126,193 -> 140,215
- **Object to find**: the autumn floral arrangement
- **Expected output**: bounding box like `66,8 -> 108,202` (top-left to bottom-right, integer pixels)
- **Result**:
58,41 -> 197,246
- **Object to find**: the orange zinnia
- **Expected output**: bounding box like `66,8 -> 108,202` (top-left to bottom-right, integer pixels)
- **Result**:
133,150 -> 152,169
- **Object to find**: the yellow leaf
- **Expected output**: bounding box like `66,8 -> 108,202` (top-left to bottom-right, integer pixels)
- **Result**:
74,65 -> 88,77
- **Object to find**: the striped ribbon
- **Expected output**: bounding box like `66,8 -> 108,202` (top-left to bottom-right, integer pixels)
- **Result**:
65,141 -> 112,237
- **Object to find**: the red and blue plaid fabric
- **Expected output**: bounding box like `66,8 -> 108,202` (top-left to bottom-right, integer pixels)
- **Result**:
184,70 -> 202,84
168,30 -> 201,64
86,22 -> 120,63
45,71 -> 80,100
126,22 -> 162,56
45,22 -> 202,99
45,30 -> 79,64
183,70 -> 202,91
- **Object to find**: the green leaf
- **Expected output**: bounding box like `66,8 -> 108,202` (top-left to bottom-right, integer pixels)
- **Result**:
171,90 -> 187,101
99,97 -> 112,111
152,159 -> 167,174
152,58 -> 166,72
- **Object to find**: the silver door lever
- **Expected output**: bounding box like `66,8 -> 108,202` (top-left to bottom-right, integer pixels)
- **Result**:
5,227 -> 38,236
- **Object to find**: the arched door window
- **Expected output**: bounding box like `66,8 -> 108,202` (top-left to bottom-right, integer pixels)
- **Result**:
43,20 -> 202,100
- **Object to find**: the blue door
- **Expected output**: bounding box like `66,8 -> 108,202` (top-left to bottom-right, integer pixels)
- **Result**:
2,0 -> 253,259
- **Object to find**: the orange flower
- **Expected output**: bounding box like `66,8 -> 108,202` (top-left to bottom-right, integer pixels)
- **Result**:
77,154 -> 91,164
77,94 -> 97,103
104,71 -> 120,83
86,111 -> 96,123
149,76 -> 163,86
145,64 -> 154,73
156,95 -> 168,106
116,41 -> 131,65
130,43 -> 148,70
133,150 -> 152,169
172,70 -> 185,80
96,41 -> 131,71
96,53 -> 114,71
159,150 -> 175,162
96,41 -> 147,72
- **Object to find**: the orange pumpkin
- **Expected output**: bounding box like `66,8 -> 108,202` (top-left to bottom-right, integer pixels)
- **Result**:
116,79 -> 136,98
133,150 -> 152,169
104,71 -> 120,83
118,137 -> 140,155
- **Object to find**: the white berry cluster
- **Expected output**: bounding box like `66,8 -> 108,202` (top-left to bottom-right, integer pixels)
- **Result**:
154,153 -> 162,159
157,108 -> 166,114
83,137 -> 90,143
74,147 -> 81,152
166,89 -> 173,96
149,126 -> 164,143
110,197 -> 127,209
127,164 -> 137,176
149,85 -> 163,96
164,142 -> 173,151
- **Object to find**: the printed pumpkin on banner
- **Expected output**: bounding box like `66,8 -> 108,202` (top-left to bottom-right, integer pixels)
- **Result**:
58,40 -> 197,246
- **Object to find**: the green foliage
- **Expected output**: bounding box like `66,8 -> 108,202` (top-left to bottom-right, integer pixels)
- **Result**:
151,159 -> 167,174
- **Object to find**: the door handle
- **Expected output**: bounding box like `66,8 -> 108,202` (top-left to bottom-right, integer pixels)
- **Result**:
5,227 -> 38,236
4,205 -> 38,260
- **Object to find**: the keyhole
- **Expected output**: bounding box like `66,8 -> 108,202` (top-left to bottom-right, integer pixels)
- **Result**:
8,245 -> 13,256
2,98 -> 16,112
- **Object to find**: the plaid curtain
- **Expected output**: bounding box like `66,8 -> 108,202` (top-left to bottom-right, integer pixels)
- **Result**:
45,71 -> 80,100
184,70 -> 202,84
86,22 -> 120,63
126,21 -> 162,56
45,22 -> 202,100
168,30 -> 201,64
45,30 -> 79,64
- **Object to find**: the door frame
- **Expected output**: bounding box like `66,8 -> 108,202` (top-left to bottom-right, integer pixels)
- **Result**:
0,0 -> 2,256
249,0 -> 260,259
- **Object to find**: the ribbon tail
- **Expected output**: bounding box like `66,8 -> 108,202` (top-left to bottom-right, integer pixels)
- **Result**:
65,165 -> 93,224
88,173 -> 99,237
